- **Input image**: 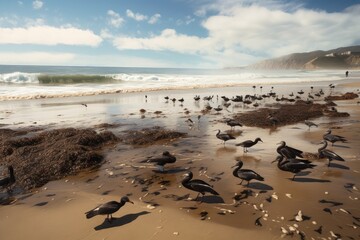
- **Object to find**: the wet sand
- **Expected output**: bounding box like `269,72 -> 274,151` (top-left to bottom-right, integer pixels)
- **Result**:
1,80 -> 360,240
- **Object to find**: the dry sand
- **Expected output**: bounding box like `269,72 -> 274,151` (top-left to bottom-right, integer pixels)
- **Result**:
1,80 -> 360,240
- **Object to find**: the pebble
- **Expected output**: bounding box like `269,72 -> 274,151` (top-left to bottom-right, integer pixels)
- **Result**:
173,232 -> 179,236
285,193 -> 292,198
295,211 -> 303,222
272,193 -> 279,200
147,204 -> 156,210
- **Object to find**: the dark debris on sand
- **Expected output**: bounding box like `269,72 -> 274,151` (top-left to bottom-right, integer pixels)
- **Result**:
0,128 -> 118,190
232,100 -> 349,128
325,92 -> 359,101
118,126 -> 187,145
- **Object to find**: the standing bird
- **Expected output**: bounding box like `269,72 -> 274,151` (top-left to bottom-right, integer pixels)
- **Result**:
318,141 -> 345,167
185,118 -> 194,128
85,196 -> 134,222
304,120 -> 318,131
226,119 -> 243,130
181,171 -> 219,202
213,105 -> 223,113
267,113 -> 279,127
232,160 -> 264,186
277,141 -> 303,159
0,166 -> 15,192
272,155 -> 316,180
140,151 -> 176,172
323,129 -> 347,146
236,138 -> 263,153
216,129 -> 236,145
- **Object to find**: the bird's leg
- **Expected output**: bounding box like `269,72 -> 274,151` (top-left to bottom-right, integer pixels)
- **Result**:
195,192 -> 201,201
240,180 -> 243,185
246,180 -> 250,186
292,174 -> 296,181
328,160 -> 331,167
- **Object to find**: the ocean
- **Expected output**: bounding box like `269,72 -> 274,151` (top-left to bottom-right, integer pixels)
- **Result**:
0,65 -> 349,101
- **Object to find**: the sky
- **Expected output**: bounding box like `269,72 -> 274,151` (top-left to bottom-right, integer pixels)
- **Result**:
0,0 -> 359,68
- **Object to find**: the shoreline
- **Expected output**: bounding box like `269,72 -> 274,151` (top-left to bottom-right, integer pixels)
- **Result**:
1,79 -> 359,239
1,70 -> 359,101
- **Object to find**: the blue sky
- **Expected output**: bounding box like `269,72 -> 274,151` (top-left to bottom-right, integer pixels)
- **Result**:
0,0 -> 359,68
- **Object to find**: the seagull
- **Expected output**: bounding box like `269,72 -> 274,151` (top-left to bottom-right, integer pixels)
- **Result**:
236,138 -> 263,153
85,196 -> 134,222
304,120 -> 318,131
276,141 -> 303,159
216,129 -> 236,145
181,171 -> 219,202
232,160 -> 264,186
226,119 -> 243,130
185,118 -> 194,127
318,141 -> 345,167
272,155 -> 316,180
140,151 -> 176,172
323,129 -> 347,146
267,113 -> 279,126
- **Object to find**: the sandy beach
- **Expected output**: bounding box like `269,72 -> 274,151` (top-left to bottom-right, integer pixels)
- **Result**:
1,80 -> 360,240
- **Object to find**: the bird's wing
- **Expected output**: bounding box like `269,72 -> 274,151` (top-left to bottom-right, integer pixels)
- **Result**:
189,182 -> 219,195
190,179 -> 212,187
322,149 -> 345,161
96,201 -> 119,215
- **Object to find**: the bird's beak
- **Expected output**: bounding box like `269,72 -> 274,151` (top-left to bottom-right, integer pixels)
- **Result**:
271,159 -> 277,163
260,139 -> 263,142
129,200 -> 134,204
276,142 -> 281,145
231,165 -> 236,168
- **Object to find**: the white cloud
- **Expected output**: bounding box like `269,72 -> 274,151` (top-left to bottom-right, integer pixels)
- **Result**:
111,2 -> 360,67
100,28 -> 113,39
126,9 -> 147,21
25,18 -> 45,27
148,13 -> 161,24
107,10 -> 124,28
0,25 -> 102,46
32,0 -> 43,10
113,28 -> 213,55
0,52 -> 75,65
0,16 -> 18,26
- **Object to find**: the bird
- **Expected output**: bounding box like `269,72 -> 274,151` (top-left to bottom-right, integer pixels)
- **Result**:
216,129 -> 236,145
304,120 -> 318,131
213,105 -> 223,113
236,138 -> 263,153
181,171 -> 219,202
81,103 -> 87,107
185,118 -> 194,127
267,113 -> 279,126
323,129 -> 347,146
85,196 -> 134,222
0,166 -> 15,192
140,151 -> 176,172
272,155 -> 316,180
232,160 -> 264,186
276,141 -> 303,159
226,119 -> 243,130
318,141 -> 345,167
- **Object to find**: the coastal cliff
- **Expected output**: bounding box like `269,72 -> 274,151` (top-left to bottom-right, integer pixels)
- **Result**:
248,45 -> 360,70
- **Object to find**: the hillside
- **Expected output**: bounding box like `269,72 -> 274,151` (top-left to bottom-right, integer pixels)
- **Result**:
247,45 -> 360,70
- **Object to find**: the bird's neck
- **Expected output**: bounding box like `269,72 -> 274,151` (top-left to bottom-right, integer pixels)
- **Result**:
318,142 -> 327,152
232,166 -> 241,177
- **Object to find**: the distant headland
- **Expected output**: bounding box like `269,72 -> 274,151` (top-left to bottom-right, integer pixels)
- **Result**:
245,45 -> 360,70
